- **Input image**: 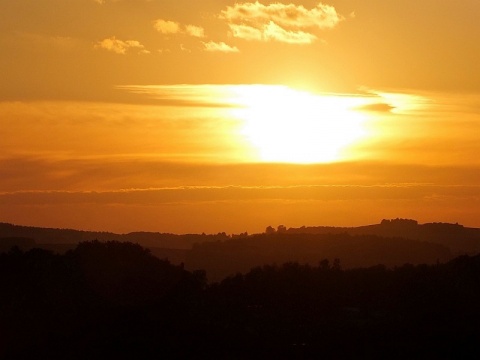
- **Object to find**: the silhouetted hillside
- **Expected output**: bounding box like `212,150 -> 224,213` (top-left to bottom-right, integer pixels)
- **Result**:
186,232 -> 452,282
285,218 -> 480,254
0,222 -> 117,245
0,237 -> 36,252
0,241 -> 205,359
0,222 -> 229,250
207,255 -> 480,358
1,241 -> 480,359
3,220 -> 479,282
4,219 -> 478,256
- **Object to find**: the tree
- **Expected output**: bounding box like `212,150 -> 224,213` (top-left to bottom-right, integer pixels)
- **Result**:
265,226 -> 276,234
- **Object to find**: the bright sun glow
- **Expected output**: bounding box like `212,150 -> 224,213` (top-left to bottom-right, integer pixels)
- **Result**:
228,85 -> 369,163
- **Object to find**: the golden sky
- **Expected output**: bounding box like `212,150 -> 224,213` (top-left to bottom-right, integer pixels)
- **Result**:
1,1 -> 479,233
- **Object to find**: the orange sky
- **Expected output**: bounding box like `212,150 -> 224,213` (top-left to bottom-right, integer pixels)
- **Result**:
1,1 -> 479,233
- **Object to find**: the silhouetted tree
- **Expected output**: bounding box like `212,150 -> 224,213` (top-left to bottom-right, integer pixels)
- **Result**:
265,226 -> 276,234
2,240 -> 480,359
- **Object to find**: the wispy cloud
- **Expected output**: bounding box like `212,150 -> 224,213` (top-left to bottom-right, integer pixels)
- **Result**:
354,103 -> 395,113
2,184 -> 479,206
221,1 -> 343,44
1,154 -> 479,232
203,41 -> 239,53
262,21 -> 318,44
180,44 -> 191,52
221,1 -> 342,29
153,20 -> 181,34
151,3 -> 342,50
16,32 -> 78,49
117,84 -> 247,107
185,25 -> 205,38
93,0 -> 126,4
154,19 -> 205,38
94,36 -> 149,54
2,151 -> 480,194
228,22 -> 317,44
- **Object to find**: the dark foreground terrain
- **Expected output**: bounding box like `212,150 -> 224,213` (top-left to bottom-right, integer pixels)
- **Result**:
1,240 -> 480,359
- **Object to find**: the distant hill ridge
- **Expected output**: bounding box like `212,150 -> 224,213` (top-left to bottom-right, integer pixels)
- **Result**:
2,219 -> 480,282
282,218 -> 480,254
1,219 -> 480,254
0,222 -> 228,249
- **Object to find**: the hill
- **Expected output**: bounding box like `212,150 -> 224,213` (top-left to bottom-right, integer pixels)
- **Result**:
285,218 -> 480,254
1,241 -> 480,358
186,232 -> 452,282
2,219 -> 479,282
0,222 -> 228,249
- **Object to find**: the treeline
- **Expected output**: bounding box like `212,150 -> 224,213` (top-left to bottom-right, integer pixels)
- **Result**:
285,218 -> 480,254
1,241 -> 480,359
0,241 -> 205,359
187,232 -> 452,282
4,219 -> 480,256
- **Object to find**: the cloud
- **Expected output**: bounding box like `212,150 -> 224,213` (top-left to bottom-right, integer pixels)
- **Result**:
117,84 -> 264,107
154,19 -> 205,38
3,149 -> 480,196
93,0 -> 129,4
263,21 -> 317,44
94,36 -> 149,54
15,32 -> 78,50
2,184 -> 480,206
203,41 -> 239,53
221,1 -> 343,44
153,20 -> 181,34
355,103 -> 396,113
180,44 -> 191,52
222,1 -> 342,29
228,24 -> 263,41
229,22 -> 317,44
185,25 -> 205,38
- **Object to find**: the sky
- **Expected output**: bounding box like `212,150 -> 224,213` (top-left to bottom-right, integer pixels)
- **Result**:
1,0 -> 479,234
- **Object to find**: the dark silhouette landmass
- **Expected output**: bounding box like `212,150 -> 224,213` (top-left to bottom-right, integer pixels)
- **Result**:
285,218 -> 480,254
0,241 -> 479,359
0,236 -> 36,252
187,232 -> 452,282
0,222 -> 229,265
2,219 -> 480,282
0,222 -> 229,248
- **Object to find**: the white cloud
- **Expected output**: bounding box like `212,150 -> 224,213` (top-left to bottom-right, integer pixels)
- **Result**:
154,19 -> 205,38
264,21 -> 317,44
222,1 -> 342,29
203,41 -> 239,53
221,1 -> 343,44
153,20 -> 181,34
228,24 -> 263,41
185,25 -> 205,38
94,36 -> 149,54
229,22 -> 317,44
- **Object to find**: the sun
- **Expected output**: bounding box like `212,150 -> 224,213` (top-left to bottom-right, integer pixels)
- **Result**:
229,85 -> 369,163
